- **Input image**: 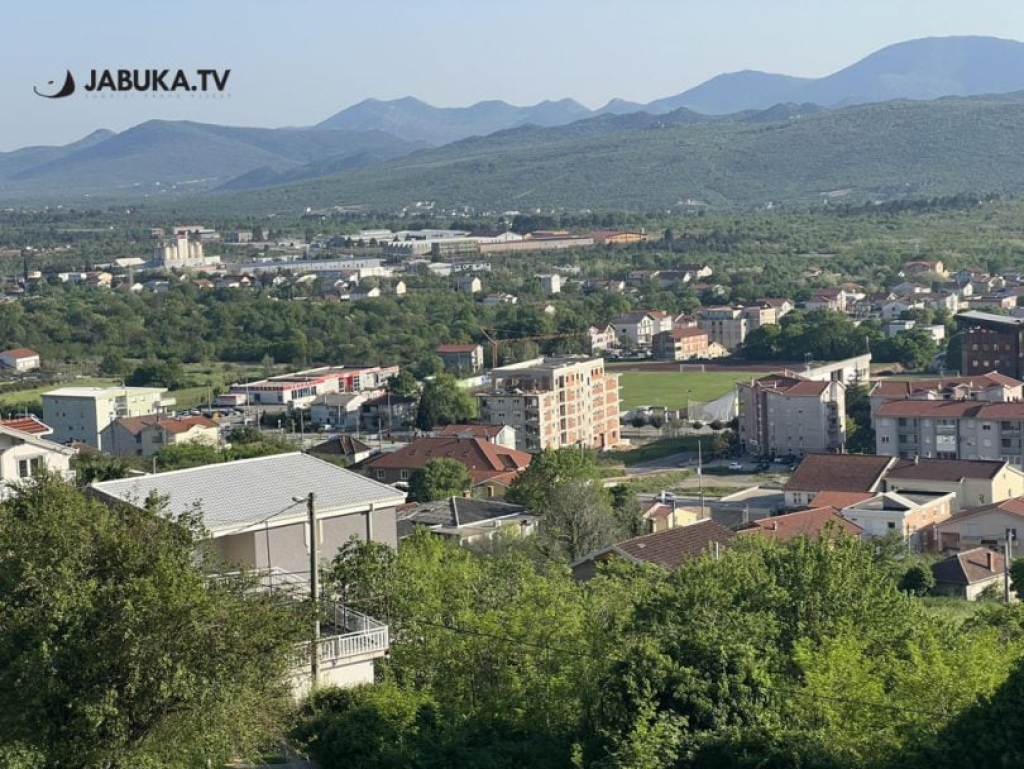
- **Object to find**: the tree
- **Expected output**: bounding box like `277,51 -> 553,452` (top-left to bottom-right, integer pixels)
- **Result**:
898,564 -> 936,596
387,369 -> 420,398
408,458 -> 472,502
505,447 -> 602,511
537,479 -> 621,562
414,373 -> 477,430
1011,558 -> 1024,601
0,474 -> 305,767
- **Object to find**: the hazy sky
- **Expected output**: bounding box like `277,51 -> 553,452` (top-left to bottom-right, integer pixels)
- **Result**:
2,0 -> 1024,151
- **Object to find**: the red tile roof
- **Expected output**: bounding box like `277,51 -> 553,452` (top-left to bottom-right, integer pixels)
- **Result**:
810,491 -> 875,509
869,372 -> 1023,399
114,414 -> 218,435
785,454 -> 893,493
739,506 -> 863,542
0,416 -> 53,436
885,458 -> 1006,482
0,347 -> 38,359
874,400 -> 1024,419
740,372 -> 829,397
361,437 -> 531,483
940,496 -> 1024,525
611,519 -> 735,569
932,547 -> 1005,586
436,344 -> 481,353
440,424 -> 504,438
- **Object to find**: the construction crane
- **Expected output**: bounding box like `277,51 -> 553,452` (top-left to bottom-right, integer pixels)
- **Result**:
478,327 -> 589,369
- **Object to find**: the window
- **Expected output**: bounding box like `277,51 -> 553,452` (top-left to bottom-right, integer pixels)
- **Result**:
881,436 -> 890,443
887,522 -> 896,530
375,469 -> 385,480
399,469 -> 410,480
18,457 -> 42,478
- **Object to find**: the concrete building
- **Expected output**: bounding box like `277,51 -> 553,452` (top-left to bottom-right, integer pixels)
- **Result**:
100,414 -> 219,458
538,274 -> 561,294
587,324 -> 618,354
610,311 -> 673,349
956,310 -> 1024,379
436,344 -> 485,374
89,453 -> 404,692
42,386 -> 176,450
154,232 -> 222,270
475,356 -> 621,452
737,372 -> 846,458
935,497 -> 1024,554
228,366 -> 399,408
838,490 -> 955,551
309,393 -> 372,431
881,457 -> 1024,512
696,306 -> 748,351
651,328 -> 709,361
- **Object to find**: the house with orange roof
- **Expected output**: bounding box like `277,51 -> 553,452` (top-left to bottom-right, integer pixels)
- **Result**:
738,506 -> 863,543
935,496 -> 1024,553
100,414 -> 219,458
358,436 -> 531,498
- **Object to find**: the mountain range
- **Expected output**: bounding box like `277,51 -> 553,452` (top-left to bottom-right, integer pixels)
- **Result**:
4,35 -> 1024,204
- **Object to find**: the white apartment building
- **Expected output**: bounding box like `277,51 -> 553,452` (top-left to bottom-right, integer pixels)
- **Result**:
737,372 -> 846,457
42,386 -> 176,450
475,357 -> 621,453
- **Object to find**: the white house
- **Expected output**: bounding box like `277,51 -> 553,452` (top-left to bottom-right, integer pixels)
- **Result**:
0,424 -> 76,499
0,348 -> 40,372
89,453 -> 407,693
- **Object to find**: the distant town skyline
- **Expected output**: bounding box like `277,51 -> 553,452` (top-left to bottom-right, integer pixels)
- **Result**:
3,0 -> 1024,151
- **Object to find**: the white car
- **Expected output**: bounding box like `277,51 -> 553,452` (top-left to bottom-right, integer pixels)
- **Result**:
727,462 -> 744,471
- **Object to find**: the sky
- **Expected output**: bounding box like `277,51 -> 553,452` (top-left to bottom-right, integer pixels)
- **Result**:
2,0 -> 1024,151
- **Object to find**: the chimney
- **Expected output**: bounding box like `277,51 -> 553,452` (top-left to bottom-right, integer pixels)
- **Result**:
987,549 -> 996,572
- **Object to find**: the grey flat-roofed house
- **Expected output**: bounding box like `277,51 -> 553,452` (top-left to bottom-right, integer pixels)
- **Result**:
89,452 -> 404,573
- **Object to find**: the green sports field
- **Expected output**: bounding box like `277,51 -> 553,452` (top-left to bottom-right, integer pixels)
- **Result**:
616,371 -> 761,410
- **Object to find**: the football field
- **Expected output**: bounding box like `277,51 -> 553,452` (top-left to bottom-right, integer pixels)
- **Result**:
616,370 -> 761,410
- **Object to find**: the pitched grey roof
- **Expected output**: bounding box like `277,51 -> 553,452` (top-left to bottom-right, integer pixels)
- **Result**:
396,497 -> 532,538
89,452 -> 405,535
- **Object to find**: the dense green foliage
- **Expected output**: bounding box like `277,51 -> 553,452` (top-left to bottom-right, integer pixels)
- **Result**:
0,475 -> 306,767
407,458 -> 472,501
298,530 -> 1024,768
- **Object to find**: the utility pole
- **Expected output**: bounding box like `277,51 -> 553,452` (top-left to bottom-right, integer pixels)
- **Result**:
697,439 -> 705,518
1005,527 -> 1017,604
307,492 -> 320,686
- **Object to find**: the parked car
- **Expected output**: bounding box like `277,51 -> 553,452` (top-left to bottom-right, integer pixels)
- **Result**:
727,462 -> 744,471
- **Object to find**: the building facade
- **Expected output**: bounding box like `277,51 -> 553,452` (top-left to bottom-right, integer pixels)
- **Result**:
737,372 -> 846,458
651,328 -> 709,361
475,357 -> 621,452
697,306 -> 748,351
42,386 -> 176,450
436,344 -> 485,374
100,414 -> 219,458
956,310 -> 1024,379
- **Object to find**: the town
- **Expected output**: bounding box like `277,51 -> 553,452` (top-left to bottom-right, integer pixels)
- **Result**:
1,200 -> 1024,766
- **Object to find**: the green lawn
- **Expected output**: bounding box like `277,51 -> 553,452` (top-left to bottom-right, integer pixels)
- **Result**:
0,377 -> 121,408
616,371 -> 761,410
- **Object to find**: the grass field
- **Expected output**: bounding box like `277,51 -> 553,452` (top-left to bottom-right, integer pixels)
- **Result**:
0,377 -> 121,409
617,371 -> 761,410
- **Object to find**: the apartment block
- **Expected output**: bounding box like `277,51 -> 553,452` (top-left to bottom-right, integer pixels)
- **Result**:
697,306 -> 748,351
956,310 -> 1024,379
651,328 -> 709,361
42,386 -> 176,450
475,357 -> 621,452
737,372 -> 846,458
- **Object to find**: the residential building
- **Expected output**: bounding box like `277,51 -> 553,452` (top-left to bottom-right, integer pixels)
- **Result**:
587,324 -> 619,354
360,393 -> 417,432
838,490 -> 955,550
652,328 -> 709,361
868,372 -> 1023,416
935,497 -> 1024,553
642,500 -> 702,534
742,303 -> 777,331
882,457 -> 1024,512
436,344 -> 485,374
89,453 -> 405,692
872,399 -> 1024,467
42,386 -> 175,450
0,347 -> 40,372
783,453 -> 894,508
956,310 -> 1024,379
396,497 -> 538,544
359,436 -> 531,497
737,372 -> 846,458
737,506 -> 863,543
538,274 -> 561,294
0,424 -> 76,499
308,435 -> 375,465
902,259 -> 947,278
309,393 -> 372,430
696,306 -> 748,351
439,424 -> 518,450
610,311 -> 673,349
100,414 -> 219,458
475,356 -> 621,452
455,276 -> 482,294
931,548 -> 1006,600
0,415 -> 53,437
570,519 -> 734,581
